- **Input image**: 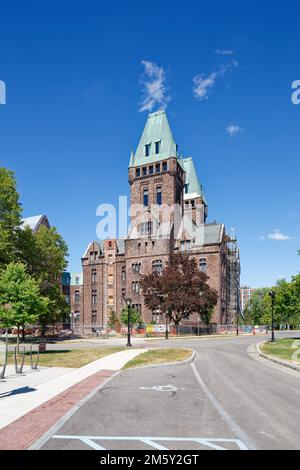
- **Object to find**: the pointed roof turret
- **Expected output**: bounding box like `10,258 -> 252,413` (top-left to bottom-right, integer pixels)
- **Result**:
129,110 -> 178,167
182,157 -> 207,204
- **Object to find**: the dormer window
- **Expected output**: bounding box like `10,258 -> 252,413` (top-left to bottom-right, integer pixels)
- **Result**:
136,168 -> 140,177
145,143 -> 151,157
155,141 -> 161,154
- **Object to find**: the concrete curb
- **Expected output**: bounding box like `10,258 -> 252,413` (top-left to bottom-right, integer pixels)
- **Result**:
256,342 -> 300,372
122,348 -> 196,371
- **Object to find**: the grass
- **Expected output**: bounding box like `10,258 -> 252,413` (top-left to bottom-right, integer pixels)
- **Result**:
123,348 -> 193,369
7,347 -> 124,368
260,338 -> 300,365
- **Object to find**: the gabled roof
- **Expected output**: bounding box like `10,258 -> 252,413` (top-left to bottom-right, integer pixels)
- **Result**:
129,110 -> 178,167
182,157 -> 207,204
201,223 -> 224,245
21,214 -> 50,232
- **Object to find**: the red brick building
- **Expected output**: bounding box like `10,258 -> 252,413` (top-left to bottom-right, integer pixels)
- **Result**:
77,110 -> 240,335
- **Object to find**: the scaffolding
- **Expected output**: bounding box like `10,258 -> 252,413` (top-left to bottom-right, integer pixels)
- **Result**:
226,228 -> 241,323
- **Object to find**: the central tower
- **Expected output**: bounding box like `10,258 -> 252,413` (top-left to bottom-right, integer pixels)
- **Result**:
128,110 -> 185,238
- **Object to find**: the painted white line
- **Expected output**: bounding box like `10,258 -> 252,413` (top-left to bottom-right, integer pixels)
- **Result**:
51,435 -> 247,450
140,438 -> 168,450
191,362 -> 256,450
140,384 -> 178,392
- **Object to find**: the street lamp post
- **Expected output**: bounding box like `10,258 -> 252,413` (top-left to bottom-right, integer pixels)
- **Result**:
269,291 -> 276,343
126,298 -> 132,348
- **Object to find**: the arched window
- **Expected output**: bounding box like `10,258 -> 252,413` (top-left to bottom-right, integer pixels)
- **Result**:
91,269 -> 97,283
152,260 -> 163,275
199,258 -> 207,273
121,266 -> 126,281
74,290 -> 80,303
156,187 -> 162,205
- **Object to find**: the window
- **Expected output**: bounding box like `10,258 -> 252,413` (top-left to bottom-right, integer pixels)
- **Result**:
156,186 -> 162,205
131,281 -> 140,294
90,251 -> 98,262
180,241 -> 185,252
143,188 -> 149,206
108,295 -> 114,305
200,258 -> 207,273
121,266 -> 126,281
92,290 -> 97,305
75,290 -> 80,303
122,288 -> 126,297
91,269 -> 97,283
142,166 -> 147,176
149,165 -> 154,175
155,141 -> 161,154
152,259 -> 163,274
132,263 -> 141,273
145,143 -> 151,157
91,310 -> 97,324
136,168 -> 140,177
155,163 -> 160,173
108,273 -> 114,285
140,221 -> 152,236
184,184 -> 189,194
186,240 -> 191,251
108,255 -> 113,265
162,161 -> 168,172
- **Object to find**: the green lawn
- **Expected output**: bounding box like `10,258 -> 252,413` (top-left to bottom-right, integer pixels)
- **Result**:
260,338 -> 300,365
123,348 -> 193,369
7,347 -> 124,368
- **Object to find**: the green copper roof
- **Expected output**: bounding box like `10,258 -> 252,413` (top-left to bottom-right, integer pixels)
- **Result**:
129,110 -> 178,167
182,157 -> 207,204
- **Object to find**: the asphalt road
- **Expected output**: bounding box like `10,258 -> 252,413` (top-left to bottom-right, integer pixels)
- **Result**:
38,332 -> 300,450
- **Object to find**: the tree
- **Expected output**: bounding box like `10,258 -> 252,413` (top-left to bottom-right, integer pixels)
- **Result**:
18,224 -> 69,334
243,288 -> 270,325
0,263 -> 48,344
141,253 -> 218,329
107,310 -> 121,332
120,307 -> 142,327
0,168 -> 22,267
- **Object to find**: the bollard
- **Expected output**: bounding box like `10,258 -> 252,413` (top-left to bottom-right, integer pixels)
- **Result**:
14,346 -> 25,374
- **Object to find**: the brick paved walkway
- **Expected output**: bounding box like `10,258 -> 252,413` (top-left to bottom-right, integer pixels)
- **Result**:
0,369 -> 114,450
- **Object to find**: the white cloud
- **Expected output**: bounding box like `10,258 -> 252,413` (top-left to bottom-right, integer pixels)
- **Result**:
139,60 -> 171,112
226,124 -> 242,136
215,49 -> 235,56
267,229 -> 292,241
193,60 -> 238,101
192,71 -> 218,101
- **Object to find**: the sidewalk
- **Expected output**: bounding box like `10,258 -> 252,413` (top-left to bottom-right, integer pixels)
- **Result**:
0,348 -> 146,449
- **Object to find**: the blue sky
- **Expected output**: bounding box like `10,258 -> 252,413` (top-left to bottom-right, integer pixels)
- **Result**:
0,0 -> 299,287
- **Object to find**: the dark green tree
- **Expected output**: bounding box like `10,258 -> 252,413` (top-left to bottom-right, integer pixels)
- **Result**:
0,263 -> 48,343
0,168 -> 22,266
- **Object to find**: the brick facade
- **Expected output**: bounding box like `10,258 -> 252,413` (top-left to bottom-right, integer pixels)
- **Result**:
77,110 -> 240,335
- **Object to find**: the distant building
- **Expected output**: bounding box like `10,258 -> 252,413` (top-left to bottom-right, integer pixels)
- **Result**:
70,272 -> 83,331
240,286 -> 256,312
21,214 -> 50,232
77,110 -> 241,336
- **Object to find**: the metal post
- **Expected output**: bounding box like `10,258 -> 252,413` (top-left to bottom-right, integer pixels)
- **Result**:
165,314 -> 169,340
269,291 -> 276,342
126,298 -> 132,347
236,312 -> 239,336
